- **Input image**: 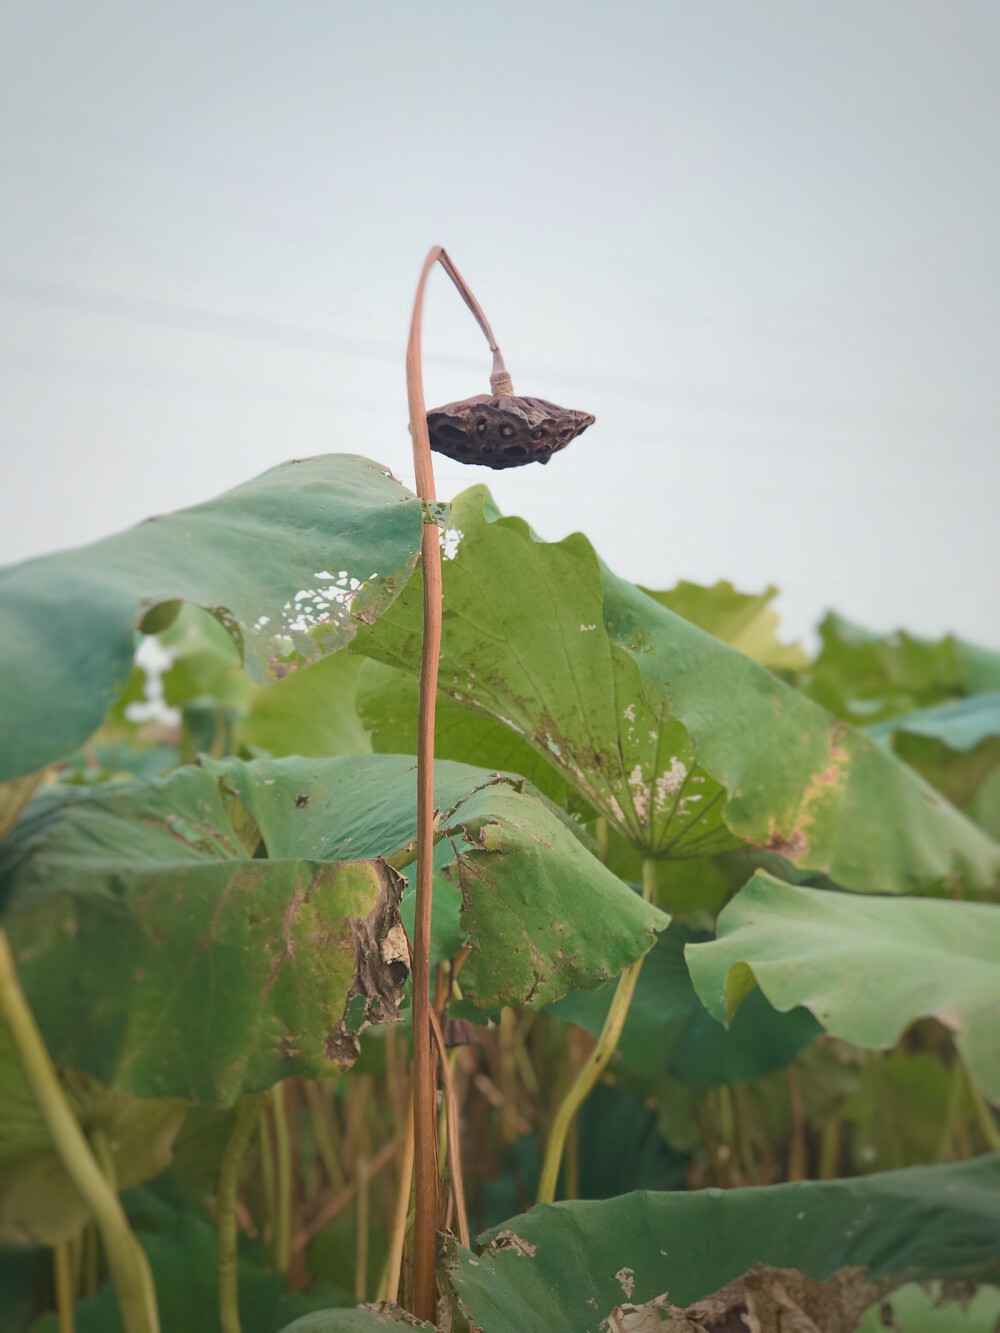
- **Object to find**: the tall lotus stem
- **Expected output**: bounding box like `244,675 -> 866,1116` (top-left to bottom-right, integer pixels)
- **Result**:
218,1092 -> 266,1333
405,247 -> 592,1316
405,244 -> 513,1320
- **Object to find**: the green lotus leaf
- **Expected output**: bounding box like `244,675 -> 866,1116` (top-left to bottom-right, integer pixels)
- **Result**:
0,757 -> 663,1100
351,486 -> 999,894
640,578 -> 808,672
866,695 -> 1000,842
798,611 -> 1000,726
358,659 -> 578,808
0,454 -> 423,782
548,922 -> 819,1090
236,652 -> 373,759
205,754 -> 667,1010
0,769 -> 409,1105
867,692 -> 1000,752
444,1156 -> 1000,1332
685,871 -> 1000,1104
859,1282 -> 1000,1332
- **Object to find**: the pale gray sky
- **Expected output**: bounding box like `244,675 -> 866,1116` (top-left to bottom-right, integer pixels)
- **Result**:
1,1 -> 998,648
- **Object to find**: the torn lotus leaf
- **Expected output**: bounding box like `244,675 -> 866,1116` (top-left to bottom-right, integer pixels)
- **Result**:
326,862 -> 409,1067
356,1300 -> 436,1327
487,1229 -> 537,1258
600,1264 -> 884,1333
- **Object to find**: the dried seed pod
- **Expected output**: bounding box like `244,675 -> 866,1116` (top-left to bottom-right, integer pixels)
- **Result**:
427,393 -> 595,469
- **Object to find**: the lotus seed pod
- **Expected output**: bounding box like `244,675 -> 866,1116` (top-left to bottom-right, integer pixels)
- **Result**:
426,393 -> 595,469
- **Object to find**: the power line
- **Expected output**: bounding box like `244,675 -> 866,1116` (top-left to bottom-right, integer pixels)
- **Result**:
0,274 -> 698,405
1,276 -> 990,457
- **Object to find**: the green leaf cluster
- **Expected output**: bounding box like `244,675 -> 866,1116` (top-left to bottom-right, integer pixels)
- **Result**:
0,452 -> 997,1332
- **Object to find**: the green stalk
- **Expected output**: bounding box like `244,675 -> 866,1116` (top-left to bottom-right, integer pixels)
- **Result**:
936,1057 -> 965,1162
537,858 -> 658,1204
54,1241 -> 74,1333
303,1080 -> 346,1194
271,1082 -> 292,1275
382,1093 -> 415,1306
82,1225 -> 98,1298
563,1115 -> 580,1200
258,1107 -> 276,1246
90,1129 -> 117,1191
353,1157 -> 371,1303
0,931 -> 159,1333
818,1113 -> 841,1180
965,1066 -> 1000,1152
218,1093 -> 265,1333
68,1230 -> 83,1301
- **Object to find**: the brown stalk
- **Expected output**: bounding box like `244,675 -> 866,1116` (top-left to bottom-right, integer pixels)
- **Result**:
405,245 -> 504,1320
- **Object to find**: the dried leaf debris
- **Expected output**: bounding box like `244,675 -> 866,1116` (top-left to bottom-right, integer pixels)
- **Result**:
600,1265 -> 885,1333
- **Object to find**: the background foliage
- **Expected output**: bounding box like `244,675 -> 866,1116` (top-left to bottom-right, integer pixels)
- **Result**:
1,454 -> 998,1332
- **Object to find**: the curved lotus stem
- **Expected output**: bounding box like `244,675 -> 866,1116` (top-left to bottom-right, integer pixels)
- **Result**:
0,930 -> 159,1333
405,245 -> 503,1321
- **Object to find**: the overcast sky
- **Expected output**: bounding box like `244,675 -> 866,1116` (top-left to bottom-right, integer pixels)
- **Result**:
1,1 -> 998,649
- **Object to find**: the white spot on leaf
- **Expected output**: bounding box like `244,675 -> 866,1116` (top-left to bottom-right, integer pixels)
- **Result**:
441,528 -> 464,560
615,1267 -> 636,1299
654,757 -> 688,812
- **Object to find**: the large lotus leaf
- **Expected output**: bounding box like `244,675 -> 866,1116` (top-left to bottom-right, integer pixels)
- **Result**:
548,923 -> 819,1090
205,755 -> 667,1009
0,454 -> 423,783
0,758 -> 663,1099
437,781 -> 665,1006
352,487 -> 999,894
444,1156 -> 1000,1332
236,653 -> 373,759
685,872 -> 1000,1105
639,578 -> 808,672
602,572 -> 1000,895
967,766 -> 1000,843
798,611 -> 1000,726
0,1025 -> 186,1244
352,491 -> 743,861
358,659 -> 578,808
0,770 -> 409,1104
